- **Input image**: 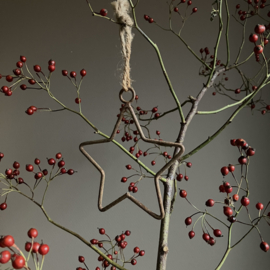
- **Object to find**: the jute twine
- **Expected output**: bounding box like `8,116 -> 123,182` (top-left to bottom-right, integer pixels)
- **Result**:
112,0 -> 134,91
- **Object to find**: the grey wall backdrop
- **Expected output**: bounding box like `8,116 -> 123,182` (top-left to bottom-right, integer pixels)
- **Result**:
0,0 -> 270,269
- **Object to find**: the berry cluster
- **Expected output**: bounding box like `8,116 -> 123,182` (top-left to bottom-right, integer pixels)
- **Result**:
0,228 -> 49,270
84,228 -> 144,269
179,138 -> 269,252
0,152 -> 75,210
249,24 -> 269,62
235,1 -> 269,22
0,56 -> 87,106
199,47 -> 223,76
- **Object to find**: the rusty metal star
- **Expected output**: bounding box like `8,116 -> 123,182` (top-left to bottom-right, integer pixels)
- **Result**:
79,88 -> 185,220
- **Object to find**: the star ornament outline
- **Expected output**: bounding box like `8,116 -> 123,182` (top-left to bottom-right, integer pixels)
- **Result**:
79,88 -> 185,220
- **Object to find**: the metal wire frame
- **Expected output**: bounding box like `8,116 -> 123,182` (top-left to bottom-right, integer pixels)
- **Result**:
79,88 -> 185,220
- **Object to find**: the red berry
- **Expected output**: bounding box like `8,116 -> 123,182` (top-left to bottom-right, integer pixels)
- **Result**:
187,0 -> 192,5
255,24 -> 265,34
48,59 -> 55,66
221,166 -> 229,176
209,237 -> 216,246
139,250 -> 145,256
249,34 -> 258,43
78,256 -> 85,263
148,18 -> 154,23
184,175 -> 189,181
185,217 -> 192,226
34,65 -> 41,72
233,194 -> 239,202
48,65 -> 55,72
131,259 -> 137,265
247,148 -> 255,156
34,158 -> 40,165
241,196 -> 250,207
12,255 -> 25,269
31,242 -> 40,253
188,231 -> 195,239
260,242 -> 269,252
202,233 -> 210,242
99,228 -> 105,235
48,158 -> 55,165
179,189 -> 187,198
228,164 -> 235,172
13,162 -> 20,169
25,242 -> 32,252
3,235 -> 14,247
43,169 -> 48,175
67,169 -> 74,175
225,185 -> 233,194
154,113 -> 160,118
56,153 -> 62,159
151,161 -> 156,166
26,108 -> 34,115
186,162 -> 192,168
144,15 -> 149,20
235,88 -> 241,94
35,172 -> 43,179
177,174 -> 183,181
174,7 -> 179,12
28,228 -> 38,239
100,9 -> 108,16
80,69 -> 87,77
17,61 -> 23,68
60,168 -> 66,174
70,71 -> 76,78
236,4 -> 240,9
206,199 -> 215,207
256,202 -> 264,210
13,69 -> 21,76
62,70 -> 68,76
28,79 -> 36,85
213,229 -> 222,237
223,206 -> 233,217
254,45 -> 263,54
134,247 -> 140,253
125,230 -> 131,236
121,177 -> 127,183
6,75 -> 13,82
0,250 -> 11,264
90,239 -> 98,245
126,164 -> 132,170
0,203 -> 7,211
192,7 -> 198,13
38,244 -> 50,255
75,98 -> 81,104
238,156 -> 247,164
26,164 -> 34,172
20,56 -> 27,62
58,160 -> 65,168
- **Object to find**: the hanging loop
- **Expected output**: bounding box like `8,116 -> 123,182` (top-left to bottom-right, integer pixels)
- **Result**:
119,87 -> 136,103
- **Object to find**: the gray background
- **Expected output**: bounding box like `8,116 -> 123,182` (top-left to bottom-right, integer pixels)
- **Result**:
0,0 -> 270,269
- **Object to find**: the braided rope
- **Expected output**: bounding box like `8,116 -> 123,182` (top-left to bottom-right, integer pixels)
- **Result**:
112,0 -> 134,91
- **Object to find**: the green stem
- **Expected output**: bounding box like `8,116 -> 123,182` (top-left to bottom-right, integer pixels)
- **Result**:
215,248 -> 231,270
16,190 -> 128,270
197,92 -> 253,114
206,0 -> 223,86
128,0 -> 185,123
225,0 -> 230,67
